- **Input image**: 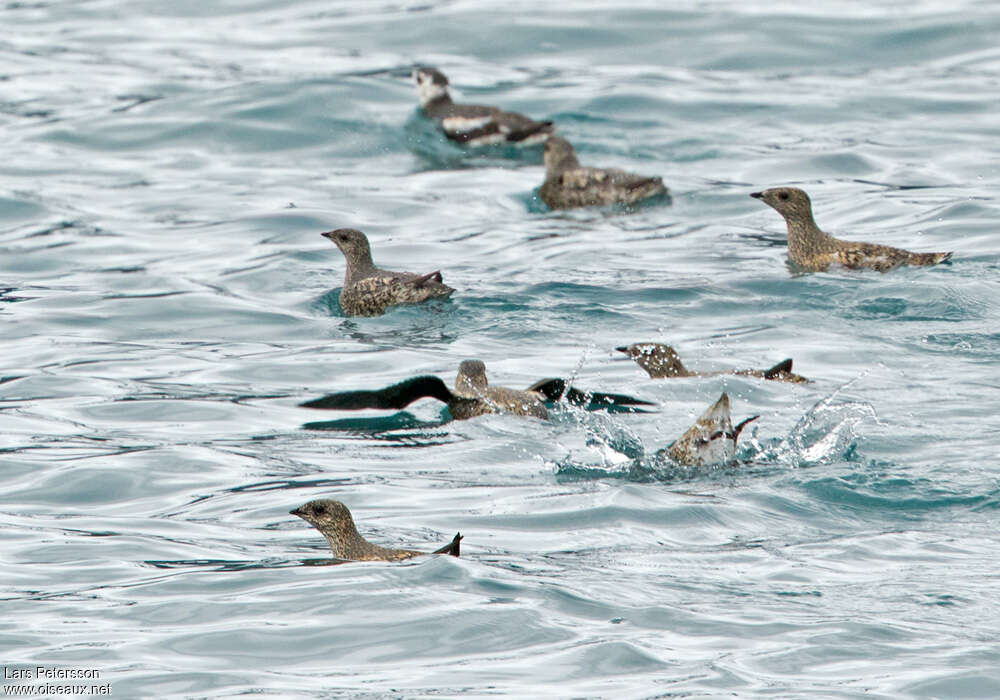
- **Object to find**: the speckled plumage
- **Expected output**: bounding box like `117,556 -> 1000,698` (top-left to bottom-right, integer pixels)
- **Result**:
539,136 -> 668,210
323,228 -> 454,317
750,187 -> 952,272
616,343 -> 808,383
449,359 -> 549,419
300,359 -> 654,420
666,393 -> 759,467
413,67 -> 553,146
290,499 -> 461,562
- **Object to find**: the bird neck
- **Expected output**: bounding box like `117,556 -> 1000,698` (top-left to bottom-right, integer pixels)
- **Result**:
320,518 -> 366,559
343,253 -> 376,285
784,210 -> 833,258
547,152 -> 580,176
313,517 -> 364,559
421,93 -> 453,112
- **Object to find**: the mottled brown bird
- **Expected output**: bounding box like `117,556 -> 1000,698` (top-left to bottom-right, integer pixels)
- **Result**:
323,228 -> 454,317
665,393 -> 758,467
539,136 -> 668,210
750,187 -> 951,272
616,342 -> 807,383
290,499 -> 462,562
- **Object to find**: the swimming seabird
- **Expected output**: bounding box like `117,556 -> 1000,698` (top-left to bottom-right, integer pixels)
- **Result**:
290,499 -> 462,562
413,66 -> 554,146
616,343 -> 808,383
539,136 -> 668,209
322,228 -> 455,316
666,393 -> 759,466
750,187 -> 952,272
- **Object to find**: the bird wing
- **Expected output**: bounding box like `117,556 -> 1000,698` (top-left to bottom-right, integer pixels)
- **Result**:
439,104 -> 505,143
835,241 -> 911,272
526,378 -> 656,412
440,104 -> 551,144
359,272 -> 449,292
559,167 -> 662,192
300,376 -> 454,410
408,270 -> 445,287
356,272 -> 453,301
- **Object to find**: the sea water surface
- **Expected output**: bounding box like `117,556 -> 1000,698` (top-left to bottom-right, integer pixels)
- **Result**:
2,1 -> 999,698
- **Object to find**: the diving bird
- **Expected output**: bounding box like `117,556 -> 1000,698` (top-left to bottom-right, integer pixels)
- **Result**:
750,187 -> 952,272
413,66 -> 554,146
290,499 -> 461,562
616,343 -> 808,383
665,393 -> 759,466
322,228 -> 454,316
539,135 -> 668,209
300,359 -> 654,421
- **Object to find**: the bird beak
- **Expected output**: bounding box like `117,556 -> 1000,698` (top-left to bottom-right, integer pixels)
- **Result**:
289,507 -> 303,516
749,192 -> 763,199
320,231 -> 336,240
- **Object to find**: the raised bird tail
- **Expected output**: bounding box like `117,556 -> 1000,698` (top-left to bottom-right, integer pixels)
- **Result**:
433,532 -> 463,557
733,415 -> 760,439
412,270 -> 444,286
763,358 -> 794,379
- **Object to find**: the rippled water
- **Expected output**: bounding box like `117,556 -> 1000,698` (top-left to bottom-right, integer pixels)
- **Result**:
3,1 -> 1000,697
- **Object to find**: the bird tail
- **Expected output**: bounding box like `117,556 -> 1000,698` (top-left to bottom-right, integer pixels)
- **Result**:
763,358 -> 794,379
733,415 -> 760,439
623,178 -> 670,207
908,251 -> 952,266
626,176 -> 664,193
433,532 -> 463,557
412,270 -> 445,287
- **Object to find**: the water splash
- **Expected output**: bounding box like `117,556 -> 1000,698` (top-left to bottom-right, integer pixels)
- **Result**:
547,393 -> 647,479
553,375 -> 877,482
771,374 -> 878,467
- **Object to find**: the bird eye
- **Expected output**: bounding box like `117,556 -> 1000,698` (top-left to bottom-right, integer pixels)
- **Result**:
312,504 -> 326,515
779,191 -> 789,201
